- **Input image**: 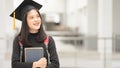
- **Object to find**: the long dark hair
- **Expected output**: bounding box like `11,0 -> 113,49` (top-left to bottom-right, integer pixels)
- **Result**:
18,5 -> 46,46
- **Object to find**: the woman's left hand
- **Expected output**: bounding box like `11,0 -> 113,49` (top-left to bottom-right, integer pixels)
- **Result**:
37,57 -> 47,68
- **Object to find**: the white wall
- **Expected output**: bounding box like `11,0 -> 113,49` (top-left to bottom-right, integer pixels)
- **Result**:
0,0 -> 7,36
0,0 -> 15,37
66,0 -> 88,34
98,0 -> 112,38
113,0 -> 120,35
66,0 -> 77,30
35,0 -> 66,13
0,0 -> 15,59
87,0 -> 98,36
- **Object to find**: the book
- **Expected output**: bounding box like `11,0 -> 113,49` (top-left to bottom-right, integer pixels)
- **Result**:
24,47 -> 44,62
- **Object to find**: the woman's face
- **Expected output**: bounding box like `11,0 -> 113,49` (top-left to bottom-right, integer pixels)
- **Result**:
27,9 -> 41,33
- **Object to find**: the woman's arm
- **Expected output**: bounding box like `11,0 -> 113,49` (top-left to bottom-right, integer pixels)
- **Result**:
47,36 -> 60,68
12,36 -> 33,68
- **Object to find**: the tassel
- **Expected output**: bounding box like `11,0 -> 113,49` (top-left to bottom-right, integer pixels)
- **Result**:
13,12 -> 16,30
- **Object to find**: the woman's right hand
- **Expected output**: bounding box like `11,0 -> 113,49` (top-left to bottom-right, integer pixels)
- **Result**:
32,57 -> 47,68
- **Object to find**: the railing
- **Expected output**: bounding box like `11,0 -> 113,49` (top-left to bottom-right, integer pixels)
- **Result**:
52,36 -> 120,68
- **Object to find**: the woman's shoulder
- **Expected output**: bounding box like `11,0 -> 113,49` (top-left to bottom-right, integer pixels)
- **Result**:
47,35 -> 56,45
48,35 -> 54,41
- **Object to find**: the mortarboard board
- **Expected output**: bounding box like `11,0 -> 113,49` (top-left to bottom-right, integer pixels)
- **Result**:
10,0 -> 42,21
10,0 -> 42,30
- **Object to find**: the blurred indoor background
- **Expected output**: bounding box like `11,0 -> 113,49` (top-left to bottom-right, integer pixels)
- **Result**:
0,0 -> 120,68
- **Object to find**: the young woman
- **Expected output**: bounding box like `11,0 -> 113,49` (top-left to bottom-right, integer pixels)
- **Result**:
10,1 -> 59,68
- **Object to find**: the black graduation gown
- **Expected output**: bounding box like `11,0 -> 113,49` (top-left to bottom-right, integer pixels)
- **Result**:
11,33 -> 59,68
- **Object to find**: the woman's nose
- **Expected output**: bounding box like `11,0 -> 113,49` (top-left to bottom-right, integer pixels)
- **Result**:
34,17 -> 38,21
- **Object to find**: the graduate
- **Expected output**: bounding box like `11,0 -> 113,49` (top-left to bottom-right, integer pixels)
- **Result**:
10,0 -> 59,68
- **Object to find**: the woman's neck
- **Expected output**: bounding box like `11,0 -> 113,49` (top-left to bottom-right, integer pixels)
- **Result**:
29,30 -> 38,33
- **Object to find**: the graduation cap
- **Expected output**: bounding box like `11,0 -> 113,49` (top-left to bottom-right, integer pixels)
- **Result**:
10,0 -> 42,30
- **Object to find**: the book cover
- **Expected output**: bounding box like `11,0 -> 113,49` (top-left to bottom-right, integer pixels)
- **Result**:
24,47 -> 44,62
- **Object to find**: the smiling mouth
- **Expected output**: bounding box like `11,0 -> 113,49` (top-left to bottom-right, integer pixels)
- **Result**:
33,23 -> 39,26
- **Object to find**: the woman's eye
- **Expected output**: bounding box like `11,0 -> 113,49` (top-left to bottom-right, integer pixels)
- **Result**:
37,15 -> 40,17
29,16 -> 34,19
